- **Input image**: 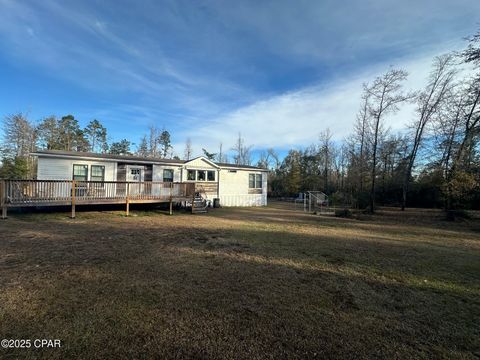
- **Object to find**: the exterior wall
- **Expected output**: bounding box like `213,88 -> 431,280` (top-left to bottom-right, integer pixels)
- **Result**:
36,155 -> 268,207
218,168 -> 268,206
37,157 -> 116,181
151,165 -> 183,197
182,157 -> 216,171
152,165 -> 182,182
194,182 -> 218,197
182,158 -> 219,198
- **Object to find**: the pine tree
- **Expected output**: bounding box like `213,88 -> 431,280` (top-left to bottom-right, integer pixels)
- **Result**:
158,129 -> 172,158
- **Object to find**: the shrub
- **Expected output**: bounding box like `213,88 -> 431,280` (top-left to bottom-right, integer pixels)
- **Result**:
446,209 -> 472,221
335,209 -> 353,218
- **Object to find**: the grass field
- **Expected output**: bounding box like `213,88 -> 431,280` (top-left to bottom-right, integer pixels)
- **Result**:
0,202 -> 479,359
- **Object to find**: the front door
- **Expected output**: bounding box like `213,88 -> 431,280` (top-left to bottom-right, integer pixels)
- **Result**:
127,166 -> 144,195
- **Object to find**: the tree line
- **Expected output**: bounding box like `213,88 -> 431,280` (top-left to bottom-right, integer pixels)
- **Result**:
1,30 -> 478,214
266,30 -> 480,214
0,110 -> 255,178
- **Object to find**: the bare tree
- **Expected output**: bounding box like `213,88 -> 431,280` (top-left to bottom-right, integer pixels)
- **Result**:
216,143 -> 228,163
401,54 -> 456,210
437,31 -> 480,214
453,33 -> 480,172
354,92 -> 371,194
257,150 -> 270,169
137,135 -> 149,157
256,148 -> 281,170
2,113 -> 36,158
443,81 -> 480,212
1,113 -> 37,178
231,133 -> 252,165
434,87 -> 464,206
184,138 -> 193,160
365,69 -> 411,213
267,148 -> 280,170
319,129 -> 333,193
148,125 -> 159,157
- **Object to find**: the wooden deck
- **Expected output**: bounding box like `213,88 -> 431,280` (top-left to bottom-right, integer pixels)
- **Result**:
0,180 -> 196,218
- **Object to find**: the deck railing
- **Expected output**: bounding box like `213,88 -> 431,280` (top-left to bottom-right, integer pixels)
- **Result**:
0,179 -> 196,218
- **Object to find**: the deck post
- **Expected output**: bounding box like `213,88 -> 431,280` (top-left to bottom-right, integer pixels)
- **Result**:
169,183 -> 173,215
126,182 -> 130,216
71,180 -> 76,219
1,180 -> 6,219
191,184 -> 196,214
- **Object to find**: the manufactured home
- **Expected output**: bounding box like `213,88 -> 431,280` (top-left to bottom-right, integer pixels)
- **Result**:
30,150 -> 267,206
0,150 -> 268,218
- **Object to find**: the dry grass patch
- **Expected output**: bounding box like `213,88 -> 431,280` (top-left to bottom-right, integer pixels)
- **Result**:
0,203 -> 479,359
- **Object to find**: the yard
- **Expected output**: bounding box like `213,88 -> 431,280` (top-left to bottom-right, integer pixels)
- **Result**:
0,202 -> 479,359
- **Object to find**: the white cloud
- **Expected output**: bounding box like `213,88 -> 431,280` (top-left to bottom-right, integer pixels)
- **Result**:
1,0 -> 478,158
181,41 -> 463,154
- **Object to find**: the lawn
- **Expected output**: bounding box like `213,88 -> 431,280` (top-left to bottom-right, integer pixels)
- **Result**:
0,202 -> 479,359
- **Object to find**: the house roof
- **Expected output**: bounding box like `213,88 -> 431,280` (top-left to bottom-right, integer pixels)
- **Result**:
31,150 -> 266,171
214,162 -> 264,170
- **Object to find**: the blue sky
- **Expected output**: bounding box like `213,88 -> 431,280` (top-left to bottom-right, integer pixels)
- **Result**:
0,0 -> 479,159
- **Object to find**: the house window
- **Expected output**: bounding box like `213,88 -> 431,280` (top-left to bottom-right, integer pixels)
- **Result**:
197,170 -> 206,181
249,173 -> 262,189
73,164 -> 88,182
91,165 -> 105,182
249,174 -> 255,188
256,174 -> 262,188
207,170 -> 215,181
187,170 -> 196,181
163,169 -> 174,182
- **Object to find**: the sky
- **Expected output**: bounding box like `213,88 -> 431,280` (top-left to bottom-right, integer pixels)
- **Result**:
0,0 -> 479,160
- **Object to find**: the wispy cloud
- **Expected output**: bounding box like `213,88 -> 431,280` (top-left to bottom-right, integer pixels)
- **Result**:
0,0 -> 253,117
0,0 -> 478,156
179,41 -> 463,156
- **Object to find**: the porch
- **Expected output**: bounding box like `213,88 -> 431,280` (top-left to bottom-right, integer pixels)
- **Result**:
0,180 -> 197,218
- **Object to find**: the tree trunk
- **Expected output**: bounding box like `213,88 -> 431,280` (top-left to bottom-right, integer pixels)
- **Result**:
369,130 -> 379,213
401,184 -> 407,211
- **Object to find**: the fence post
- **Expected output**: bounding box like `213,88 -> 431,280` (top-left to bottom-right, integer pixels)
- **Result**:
308,192 -> 312,213
1,180 -> 6,219
126,182 -> 130,216
71,180 -> 76,219
303,193 -> 306,212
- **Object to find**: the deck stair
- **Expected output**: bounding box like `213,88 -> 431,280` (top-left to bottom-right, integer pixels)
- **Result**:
191,185 -> 208,214
191,193 -> 208,213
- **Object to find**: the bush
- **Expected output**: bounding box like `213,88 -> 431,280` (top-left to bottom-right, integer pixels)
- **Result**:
446,209 -> 472,221
335,209 -> 353,218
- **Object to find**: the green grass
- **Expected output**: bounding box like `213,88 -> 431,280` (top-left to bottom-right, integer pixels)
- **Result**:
0,202 -> 479,359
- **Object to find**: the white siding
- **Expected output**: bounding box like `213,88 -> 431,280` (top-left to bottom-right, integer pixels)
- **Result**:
219,194 -> 267,206
218,168 -> 267,207
37,157 -> 116,181
36,155 -> 268,207
152,165 -> 182,182
181,158 -> 220,197
184,157 -> 216,170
